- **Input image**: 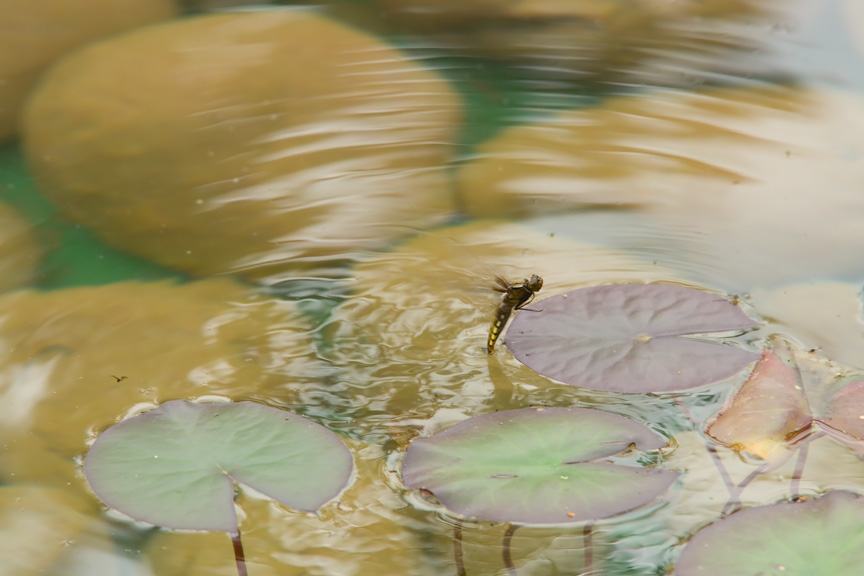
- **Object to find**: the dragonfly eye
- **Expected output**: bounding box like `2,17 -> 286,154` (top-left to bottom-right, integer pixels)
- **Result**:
529,274 -> 543,291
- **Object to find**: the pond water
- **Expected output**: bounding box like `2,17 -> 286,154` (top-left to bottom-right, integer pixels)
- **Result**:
2,1 -> 864,575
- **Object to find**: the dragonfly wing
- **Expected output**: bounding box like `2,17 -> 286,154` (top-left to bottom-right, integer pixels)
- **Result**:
492,275 -> 511,293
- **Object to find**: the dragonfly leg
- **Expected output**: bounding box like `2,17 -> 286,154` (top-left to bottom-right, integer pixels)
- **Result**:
514,292 -> 535,310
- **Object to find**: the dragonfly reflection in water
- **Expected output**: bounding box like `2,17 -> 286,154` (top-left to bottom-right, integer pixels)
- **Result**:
487,274 -> 543,354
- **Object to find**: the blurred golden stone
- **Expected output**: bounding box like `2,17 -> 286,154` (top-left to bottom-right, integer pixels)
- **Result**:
23,10 -> 462,283
0,279 -> 316,488
374,0 -> 778,84
0,0 -> 177,143
340,220 -> 682,354
0,203 -> 43,292
751,282 -> 864,371
458,86 -> 864,288
0,486 -> 108,576
325,220 -> 686,437
459,85 -> 810,217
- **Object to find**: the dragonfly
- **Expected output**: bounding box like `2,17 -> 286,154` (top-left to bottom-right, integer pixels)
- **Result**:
487,273 -> 543,354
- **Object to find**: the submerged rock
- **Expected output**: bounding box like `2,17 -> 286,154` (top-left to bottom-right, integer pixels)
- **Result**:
326,220 -> 687,438
374,0 -> 783,86
0,486 -> 108,576
458,86 -> 864,289
0,202 -> 43,292
750,281 -> 864,371
0,0 -> 177,143
0,279 -> 317,488
23,9 -> 462,284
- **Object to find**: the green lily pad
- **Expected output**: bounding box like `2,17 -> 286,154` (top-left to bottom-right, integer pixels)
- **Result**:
84,400 -> 353,534
506,284 -> 760,392
401,407 -> 679,524
675,491 -> 864,575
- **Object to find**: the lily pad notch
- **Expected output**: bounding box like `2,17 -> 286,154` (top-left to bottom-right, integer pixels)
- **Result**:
83,400 -> 354,534
506,283 -> 760,392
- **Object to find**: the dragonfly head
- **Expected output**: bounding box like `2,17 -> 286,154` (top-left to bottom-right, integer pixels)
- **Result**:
527,274 -> 543,292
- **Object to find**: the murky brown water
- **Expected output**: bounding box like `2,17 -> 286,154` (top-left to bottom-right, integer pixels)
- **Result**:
2,1 -> 864,575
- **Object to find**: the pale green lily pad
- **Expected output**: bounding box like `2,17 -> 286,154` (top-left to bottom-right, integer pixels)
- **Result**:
675,491 -> 864,575
402,407 -> 679,524
84,400 -> 353,534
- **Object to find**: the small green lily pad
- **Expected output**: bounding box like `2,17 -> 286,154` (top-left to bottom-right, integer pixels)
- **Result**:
84,401 -> 353,533
675,491 -> 864,575
401,407 -> 679,524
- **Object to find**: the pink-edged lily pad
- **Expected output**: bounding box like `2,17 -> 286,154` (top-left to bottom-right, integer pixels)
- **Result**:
401,407 -> 679,525
84,401 -> 353,534
675,491 -> 864,576
708,339 -> 864,461
506,284 -> 759,392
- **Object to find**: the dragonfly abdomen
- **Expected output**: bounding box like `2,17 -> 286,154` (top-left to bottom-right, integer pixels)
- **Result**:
487,303 -> 514,354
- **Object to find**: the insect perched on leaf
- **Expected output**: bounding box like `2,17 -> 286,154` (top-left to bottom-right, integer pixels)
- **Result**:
488,274 -> 543,354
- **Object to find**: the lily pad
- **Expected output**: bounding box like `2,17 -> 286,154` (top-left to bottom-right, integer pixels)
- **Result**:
708,338 -> 864,462
401,407 -> 679,524
506,284 -> 760,392
84,400 -> 353,534
675,491 -> 864,576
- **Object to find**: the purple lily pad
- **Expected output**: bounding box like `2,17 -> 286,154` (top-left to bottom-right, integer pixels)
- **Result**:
675,491 -> 864,576
506,284 -> 760,392
401,407 -> 679,525
84,401 -> 353,534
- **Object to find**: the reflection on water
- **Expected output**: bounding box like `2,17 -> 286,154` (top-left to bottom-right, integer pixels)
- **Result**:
2,0 -> 864,574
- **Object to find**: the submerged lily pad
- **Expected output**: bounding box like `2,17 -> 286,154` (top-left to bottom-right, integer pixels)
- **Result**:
506,284 -> 759,392
84,400 -> 353,534
707,347 -> 810,462
708,338 -> 864,462
401,407 -> 679,524
675,491 -> 864,576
